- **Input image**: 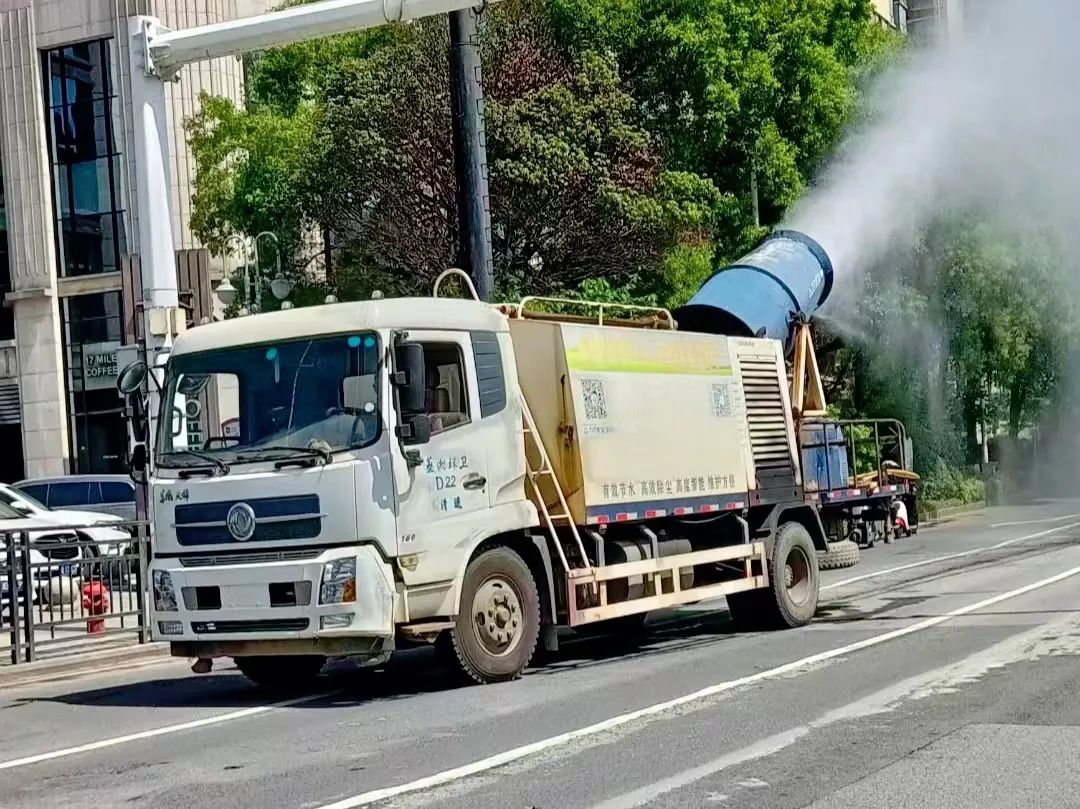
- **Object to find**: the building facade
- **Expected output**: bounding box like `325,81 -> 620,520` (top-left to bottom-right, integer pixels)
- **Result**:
0,0 -> 269,482
906,0 -> 966,42
872,0 -> 910,31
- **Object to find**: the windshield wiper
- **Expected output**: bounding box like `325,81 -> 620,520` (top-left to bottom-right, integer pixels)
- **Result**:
158,448 -> 231,476
237,445 -> 333,465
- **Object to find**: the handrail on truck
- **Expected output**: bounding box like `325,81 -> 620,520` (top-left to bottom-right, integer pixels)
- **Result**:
432,267 -> 481,301
495,297 -> 677,330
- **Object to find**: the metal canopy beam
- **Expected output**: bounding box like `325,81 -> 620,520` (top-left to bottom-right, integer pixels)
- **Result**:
145,0 -> 486,78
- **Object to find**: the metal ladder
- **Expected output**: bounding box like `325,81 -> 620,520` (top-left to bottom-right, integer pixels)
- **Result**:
518,386 -> 591,575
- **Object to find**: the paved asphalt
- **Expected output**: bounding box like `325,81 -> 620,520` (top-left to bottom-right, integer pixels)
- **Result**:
4,501 -> 1080,809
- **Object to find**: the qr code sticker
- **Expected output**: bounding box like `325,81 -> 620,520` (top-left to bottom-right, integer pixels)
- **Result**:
711,382 -> 732,418
581,379 -> 607,421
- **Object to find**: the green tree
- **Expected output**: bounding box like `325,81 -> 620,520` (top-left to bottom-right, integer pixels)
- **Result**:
188,6 -> 727,300
546,0 -> 900,258
826,214 -> 1075,473
187,0 -> 892,301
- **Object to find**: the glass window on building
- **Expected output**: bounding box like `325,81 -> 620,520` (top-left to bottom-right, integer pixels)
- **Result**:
63,291 -> 126,474
42,40 -> 127,278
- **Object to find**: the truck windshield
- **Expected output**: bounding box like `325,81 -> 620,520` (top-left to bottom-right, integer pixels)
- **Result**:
157,332 -> 382,467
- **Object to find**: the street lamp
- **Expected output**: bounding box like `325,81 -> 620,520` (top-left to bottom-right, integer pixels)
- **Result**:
257,231 -> 291,302
270,275 -> 292,300
214,277 -> 237,307
219,234 -> 258,312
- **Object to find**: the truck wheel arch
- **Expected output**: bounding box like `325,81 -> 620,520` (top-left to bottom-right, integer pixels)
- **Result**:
758,504 -> 829,554
452,531 -> 558,626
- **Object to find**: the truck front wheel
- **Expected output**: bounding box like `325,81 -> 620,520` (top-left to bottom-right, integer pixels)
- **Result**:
234,655 -> 326,690
444,546 -> 541,684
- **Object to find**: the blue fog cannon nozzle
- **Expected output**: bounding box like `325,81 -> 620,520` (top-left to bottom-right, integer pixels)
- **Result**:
673,229 -> 834,353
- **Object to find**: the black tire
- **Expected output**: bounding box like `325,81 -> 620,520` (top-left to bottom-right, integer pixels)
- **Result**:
760,522 -> 820,628
729,522 -> 820,630
817,538 -> 860,570
445,547 -> 541,684
235,655 -> 326,690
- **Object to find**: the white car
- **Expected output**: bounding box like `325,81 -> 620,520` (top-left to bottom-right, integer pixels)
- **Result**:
0,482 -> 132,556
0,507 -> 105,618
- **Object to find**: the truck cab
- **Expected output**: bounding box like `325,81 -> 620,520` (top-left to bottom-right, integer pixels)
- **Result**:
143,297 -> 534,682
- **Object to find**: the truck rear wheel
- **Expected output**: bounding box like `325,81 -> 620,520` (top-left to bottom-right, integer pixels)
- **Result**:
728,522 -> 819,630
235,655 -> 326,690
445,546 -> 541,684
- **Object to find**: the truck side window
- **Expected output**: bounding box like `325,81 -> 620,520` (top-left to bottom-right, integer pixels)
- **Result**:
421,343 -> 469,435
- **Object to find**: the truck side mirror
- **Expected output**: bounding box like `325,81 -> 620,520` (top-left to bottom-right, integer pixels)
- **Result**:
397,413 -> 431,447
130,443 -> 147,473
126,389 -> 148,444
117,360 -> 148,396
393,342 -> 426,414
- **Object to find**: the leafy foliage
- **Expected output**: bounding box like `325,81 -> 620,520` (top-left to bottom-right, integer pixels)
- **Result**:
820,212 -> 1077,478
920,459 -> 986,505
187,0 -> 892,303
547,0 -> 899,258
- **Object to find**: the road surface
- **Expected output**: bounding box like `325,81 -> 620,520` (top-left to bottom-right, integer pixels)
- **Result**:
4,501 -> 1080,809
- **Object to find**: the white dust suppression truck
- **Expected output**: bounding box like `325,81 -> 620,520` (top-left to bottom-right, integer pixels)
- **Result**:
119,231 -> 844,687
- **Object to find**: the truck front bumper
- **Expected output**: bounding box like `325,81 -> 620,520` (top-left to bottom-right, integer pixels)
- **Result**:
149,545 -> 397,659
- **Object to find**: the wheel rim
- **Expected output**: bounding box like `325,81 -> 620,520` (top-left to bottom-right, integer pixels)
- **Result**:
471,575 -> 524,658
784,545 -> 812,606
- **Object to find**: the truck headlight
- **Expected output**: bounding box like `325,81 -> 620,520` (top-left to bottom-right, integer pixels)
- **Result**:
153,570 -> 178,612
319,558 -> 356,605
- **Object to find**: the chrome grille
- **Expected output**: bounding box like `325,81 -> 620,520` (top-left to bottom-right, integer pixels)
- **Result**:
178,548 -> 323,567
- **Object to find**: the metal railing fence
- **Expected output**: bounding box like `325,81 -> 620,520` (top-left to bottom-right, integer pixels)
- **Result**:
1,521 -> 151,665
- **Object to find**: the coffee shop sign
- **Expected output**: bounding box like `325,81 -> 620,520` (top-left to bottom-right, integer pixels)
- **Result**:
86,351 -> 118,379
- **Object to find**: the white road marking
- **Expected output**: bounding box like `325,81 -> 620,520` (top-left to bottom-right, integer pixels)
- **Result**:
589,732 -> 802,809
591,612 -> 1080,809
315,562 -> 1080,808
0,691 -> 333,771
822,520 -> 1080,591
991,513 -> 1080,528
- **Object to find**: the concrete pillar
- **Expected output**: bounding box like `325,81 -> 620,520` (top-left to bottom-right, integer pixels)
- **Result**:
0,0 -> 69,477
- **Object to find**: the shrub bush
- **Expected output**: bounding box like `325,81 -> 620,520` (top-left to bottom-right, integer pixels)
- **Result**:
921,459 -> 986,504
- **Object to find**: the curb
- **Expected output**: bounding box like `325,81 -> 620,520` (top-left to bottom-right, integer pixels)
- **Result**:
922,501 -> 987,527
0,642 -> 173,689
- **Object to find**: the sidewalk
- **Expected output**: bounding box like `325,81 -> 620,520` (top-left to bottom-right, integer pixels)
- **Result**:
2,607 -> 171,688
0,636 -> 170,688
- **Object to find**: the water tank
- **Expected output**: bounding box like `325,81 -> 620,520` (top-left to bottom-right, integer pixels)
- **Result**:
799,422 -> 849,493
673,230 -> 834,351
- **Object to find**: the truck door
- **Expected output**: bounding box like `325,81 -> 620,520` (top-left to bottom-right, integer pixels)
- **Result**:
393,331 -> 495,573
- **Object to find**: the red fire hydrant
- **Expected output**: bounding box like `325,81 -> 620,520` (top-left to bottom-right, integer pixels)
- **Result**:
82,581 -> 110,635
